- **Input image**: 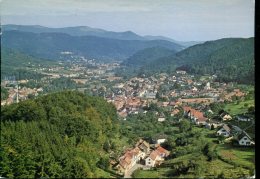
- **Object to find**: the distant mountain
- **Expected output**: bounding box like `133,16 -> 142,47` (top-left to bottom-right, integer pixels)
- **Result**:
2,30 -> 183,61
144,35 -> 204,47
123,47 -> 176,67
3,24 -> 198,47
132,37 -> 254,84
3,24 -> 145,41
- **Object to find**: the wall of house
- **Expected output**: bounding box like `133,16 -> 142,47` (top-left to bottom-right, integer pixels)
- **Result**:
157,139 -> 166,144
239,137 -> 252,146
145,157 -> 155,167
217,129 -> 230,137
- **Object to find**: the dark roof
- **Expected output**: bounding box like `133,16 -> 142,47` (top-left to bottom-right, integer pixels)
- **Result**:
222,124 -> 231,133
237,131 -> 252,141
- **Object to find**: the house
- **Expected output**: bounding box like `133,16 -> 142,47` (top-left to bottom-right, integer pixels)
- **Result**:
236,115 -> 251,122
183,106 -> 208,125
176,70 -> 186,75
157,138 -> 166,144
205,121 -> 221,129
217,124 -> 232,137
135,139 -> 150,154
158,113 -> 166,122
153,134 -> 168,144
145,146 -> 170,167
116,147 -> 145,174
236,131 -> 255,146
145,150 -> 160,167
221,114 -> 232,121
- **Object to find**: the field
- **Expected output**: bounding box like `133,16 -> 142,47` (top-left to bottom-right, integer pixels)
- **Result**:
133,156 -> 252,178
216,143 -> 255,169
224,99 -> 254,115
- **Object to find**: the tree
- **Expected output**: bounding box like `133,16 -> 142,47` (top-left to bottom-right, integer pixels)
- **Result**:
103,140 -> 110,152
179,120 -> 191,133
248,106 -> 255,114
97,157 -> 109,170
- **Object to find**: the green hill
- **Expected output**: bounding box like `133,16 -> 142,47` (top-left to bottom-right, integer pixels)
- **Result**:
132,37 -> 254,84
0,91 -> 119,178
1,48 -> 56,80
124,46 -> 176,67
2,30 -> 183,61
178,38 -> 254,84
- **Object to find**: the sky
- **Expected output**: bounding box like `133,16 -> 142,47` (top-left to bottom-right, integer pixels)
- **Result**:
0,0 -> 255,41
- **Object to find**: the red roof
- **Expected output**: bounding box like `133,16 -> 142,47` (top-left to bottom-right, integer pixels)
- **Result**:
149,150 -> 160,160
183,106 -> 192,112
156,146 -> 170,156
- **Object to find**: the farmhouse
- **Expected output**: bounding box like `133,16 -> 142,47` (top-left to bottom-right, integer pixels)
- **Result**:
145,146 -> 170,167
217,124 -> 232,137
116,147 -> 145,174
236,132 -> 255,146
236,115 -> 251,122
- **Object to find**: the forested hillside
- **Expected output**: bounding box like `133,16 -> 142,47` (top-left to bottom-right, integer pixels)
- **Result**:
2,30 -> 183,61
125,37 -> 254,84
0,91 -> 119,178
1,48 -> 55,80
186,38 -> 254,84
124,47 -> 175,66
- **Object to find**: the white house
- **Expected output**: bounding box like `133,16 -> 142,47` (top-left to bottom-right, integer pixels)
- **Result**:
145,150 -> 160,167
222,114 -> 232,121
237,132 -> 255,146
236,115 -> 251,122
157,138 -> 166,144
158,113 -> 166,122
158,117 -> 165,122
217,124 -> 231,137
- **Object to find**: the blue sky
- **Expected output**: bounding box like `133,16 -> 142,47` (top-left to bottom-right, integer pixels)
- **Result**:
1,0 -> 254,41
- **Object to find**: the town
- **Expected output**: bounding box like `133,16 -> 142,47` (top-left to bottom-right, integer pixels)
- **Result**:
1,56 -> 255,178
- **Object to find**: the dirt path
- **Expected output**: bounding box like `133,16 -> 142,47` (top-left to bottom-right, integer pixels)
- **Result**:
124,164 -> 144,178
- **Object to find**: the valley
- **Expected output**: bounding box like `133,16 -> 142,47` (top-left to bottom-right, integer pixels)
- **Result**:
0,24 -> 255,178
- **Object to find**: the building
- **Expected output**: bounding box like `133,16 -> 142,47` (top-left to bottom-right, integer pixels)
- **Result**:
183,106 -> 208,125
117,147 -> 145,174
135,139 -> 150,154
158,113 -> 166,122
236,132 -> 255,146
217,124 -> 232,137
236,115 -> 251,122
221,114 -> 232,121
145,146 -> 170,167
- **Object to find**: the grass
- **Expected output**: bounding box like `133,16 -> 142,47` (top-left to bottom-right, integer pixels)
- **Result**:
134,156 -> 251,178
224,99 -> 254,115
95,168 -> 111,178
216,143 -> 255,169
133,168 -> 171,178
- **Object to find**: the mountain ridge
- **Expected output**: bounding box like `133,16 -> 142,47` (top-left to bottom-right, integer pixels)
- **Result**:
2,30 -> 183,61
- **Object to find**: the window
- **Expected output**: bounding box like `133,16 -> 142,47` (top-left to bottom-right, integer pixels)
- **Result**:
241,141 -> 244,144
246,142 -> 250,145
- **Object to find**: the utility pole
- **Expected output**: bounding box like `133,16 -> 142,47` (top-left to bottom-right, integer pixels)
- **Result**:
16,72 -> 20,103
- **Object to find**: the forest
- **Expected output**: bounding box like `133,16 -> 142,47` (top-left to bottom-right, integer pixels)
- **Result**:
120,38 -> 254,84
1,91 -> 119,178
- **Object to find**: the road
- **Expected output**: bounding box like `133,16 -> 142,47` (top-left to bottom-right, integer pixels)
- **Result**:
124,164 -> 144,178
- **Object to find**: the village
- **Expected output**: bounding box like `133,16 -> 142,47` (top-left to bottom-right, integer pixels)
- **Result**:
1,57 -> 255,178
